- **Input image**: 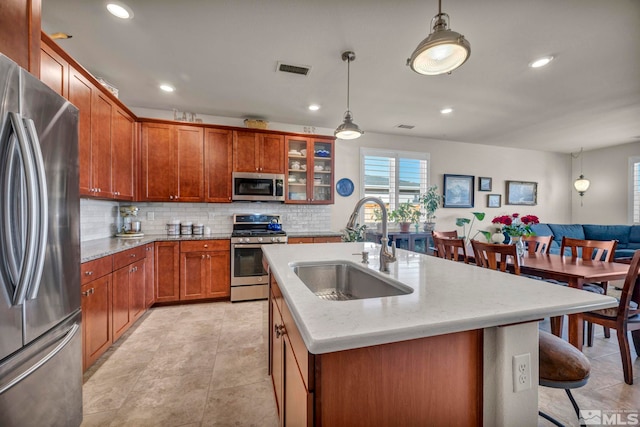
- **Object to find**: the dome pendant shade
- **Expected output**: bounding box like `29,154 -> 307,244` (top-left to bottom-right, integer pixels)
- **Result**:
574,175 -> 590,195
335,111 -> 363,140
407,9 -> 470,75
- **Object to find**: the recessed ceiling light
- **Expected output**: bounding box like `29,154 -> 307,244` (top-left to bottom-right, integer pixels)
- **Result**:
106,2 -> 134,19
529,56 -> 554,68
308,104 -> 320,111
440,107 -> 453,114
159,84 -> 175,92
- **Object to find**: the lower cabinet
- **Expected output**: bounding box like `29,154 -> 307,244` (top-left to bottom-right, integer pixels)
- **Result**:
288,236 -> 342,244
179,240 -> 231,300
144,243 -> 155,308
81,273 -> 112,371
155,241 -> 180,302
112,249 -> 146,342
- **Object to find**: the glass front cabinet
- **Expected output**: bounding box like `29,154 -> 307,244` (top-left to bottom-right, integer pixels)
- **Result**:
285,136 -> 335,204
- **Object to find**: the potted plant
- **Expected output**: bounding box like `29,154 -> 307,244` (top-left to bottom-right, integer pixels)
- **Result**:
455,212 -> 492,244
390,202 -> 421,232
342,223 -> 367,242
420,185 -> 441,232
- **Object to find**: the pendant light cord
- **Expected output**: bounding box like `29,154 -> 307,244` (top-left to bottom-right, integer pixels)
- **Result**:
346,57 -> 351,112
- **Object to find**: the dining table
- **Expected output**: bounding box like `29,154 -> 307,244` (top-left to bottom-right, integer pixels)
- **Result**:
517,253 -> 630,350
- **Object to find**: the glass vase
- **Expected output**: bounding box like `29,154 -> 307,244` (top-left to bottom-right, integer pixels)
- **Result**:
511,235 -> 526,258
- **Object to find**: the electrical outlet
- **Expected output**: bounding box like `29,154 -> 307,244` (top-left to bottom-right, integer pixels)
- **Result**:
147,212 -> 155,221
512,353 -> 531,392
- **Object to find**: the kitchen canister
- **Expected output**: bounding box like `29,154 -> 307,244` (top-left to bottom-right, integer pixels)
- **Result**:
181,221 -> 193,235
193,223 -> 204,235
166,220 -> 180,236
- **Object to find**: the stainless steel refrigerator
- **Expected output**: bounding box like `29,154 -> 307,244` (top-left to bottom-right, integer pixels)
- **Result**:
0,54 -> 82,426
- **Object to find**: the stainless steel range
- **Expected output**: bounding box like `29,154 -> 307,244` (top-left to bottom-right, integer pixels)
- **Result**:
230,213 -> 287,302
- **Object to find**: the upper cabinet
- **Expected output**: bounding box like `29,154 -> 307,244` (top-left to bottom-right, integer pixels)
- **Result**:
285,136 -> 335,204
0,0 -> 41,75
233,131 -> 284,174
42,36 -> 136,201
205,128 -> 233,203
140,122 -> 204,202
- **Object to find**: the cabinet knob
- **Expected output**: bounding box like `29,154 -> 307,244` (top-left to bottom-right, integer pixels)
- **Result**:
169,195 -> 174,200
275,324 -> 286,338
82,288 -> 95,297
203,244 -> 208,248
85,271 -> 93,276
130,253 -> 136,257
207,255 -> 210,259
201,254 -> 205,259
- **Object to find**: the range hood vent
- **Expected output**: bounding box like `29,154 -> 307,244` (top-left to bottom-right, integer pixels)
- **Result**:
276,62 -> 311,76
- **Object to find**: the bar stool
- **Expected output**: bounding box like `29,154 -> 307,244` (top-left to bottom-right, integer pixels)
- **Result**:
539,330 -> 591,426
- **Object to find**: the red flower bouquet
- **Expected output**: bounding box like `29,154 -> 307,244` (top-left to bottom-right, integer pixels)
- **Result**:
491,213 -> 539,237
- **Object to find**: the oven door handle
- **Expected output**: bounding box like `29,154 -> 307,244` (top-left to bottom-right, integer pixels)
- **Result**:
233,244 -> 266,249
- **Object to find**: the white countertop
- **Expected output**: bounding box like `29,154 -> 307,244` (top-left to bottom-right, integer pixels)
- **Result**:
262,242 -> 618,354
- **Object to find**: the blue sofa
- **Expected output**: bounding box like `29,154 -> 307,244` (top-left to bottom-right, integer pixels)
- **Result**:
529,223 -> 640,259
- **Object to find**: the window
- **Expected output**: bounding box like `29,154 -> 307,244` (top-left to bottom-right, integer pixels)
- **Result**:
360,148 -> 429,222
630,157 -> 640,223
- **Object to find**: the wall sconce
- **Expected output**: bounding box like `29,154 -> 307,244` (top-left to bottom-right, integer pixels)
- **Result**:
572,148 -> 590,206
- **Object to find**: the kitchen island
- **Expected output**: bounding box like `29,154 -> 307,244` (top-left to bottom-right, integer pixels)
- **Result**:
262,242 -> 618,427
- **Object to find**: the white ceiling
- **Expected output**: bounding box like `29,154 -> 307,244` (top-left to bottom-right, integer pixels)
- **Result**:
41,0 -> 640,153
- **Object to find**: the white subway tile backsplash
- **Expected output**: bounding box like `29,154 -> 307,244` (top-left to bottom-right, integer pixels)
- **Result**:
80,200 -> 333,241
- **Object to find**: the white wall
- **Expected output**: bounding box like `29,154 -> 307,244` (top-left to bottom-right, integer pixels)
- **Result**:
333,132 -> 570,238
571,141 -> 640,224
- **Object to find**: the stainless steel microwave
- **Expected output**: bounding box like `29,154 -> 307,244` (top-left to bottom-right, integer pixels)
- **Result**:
232,172 -> 285,202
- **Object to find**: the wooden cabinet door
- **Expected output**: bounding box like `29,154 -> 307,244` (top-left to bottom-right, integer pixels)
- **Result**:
271,297 -> 284,417
0,0 -> 41,74
155,241 -> 180,302
111,265 -> 130,342
284,336 -> 311,427
207,250 -> 230,298
68,67 -> 93,196
233,131 -> 259,172
180,252 -> 208,300
129,259 -> 146,323
40,42 -> 67,96
81,274 -> 111,371
144,243 -> 155,308
175,125 -> 204,202
91,91 -> 113,198
205,128 -> 232,202
259,134 -> 285,174
111,108 -> 135,200
141,123 -> 176,201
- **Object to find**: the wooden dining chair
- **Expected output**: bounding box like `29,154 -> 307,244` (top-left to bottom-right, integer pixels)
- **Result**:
470,240 -> 520,274
522,235 -> 552,255
432,236 -> 468,264
470,240 -> 592,423
582,249 -> 640,385
432,230 -> 458,238
559,236 -> 618,294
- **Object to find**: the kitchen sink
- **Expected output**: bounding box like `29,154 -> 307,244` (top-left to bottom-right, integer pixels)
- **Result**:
291,260 -> 413,301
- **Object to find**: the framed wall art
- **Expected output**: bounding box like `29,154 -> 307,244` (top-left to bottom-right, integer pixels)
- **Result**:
487,194 -> 501,208
478,177 -> 492,191
506,181 -> 537,205
443,174 -> 474,208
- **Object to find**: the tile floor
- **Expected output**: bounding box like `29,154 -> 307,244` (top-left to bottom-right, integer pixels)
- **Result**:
80,300 -> 639,427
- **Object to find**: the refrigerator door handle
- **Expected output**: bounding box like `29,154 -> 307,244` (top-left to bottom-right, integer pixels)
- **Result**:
7,112 -> 39,306
0,322 -> 79,395
24,118 -> 48,300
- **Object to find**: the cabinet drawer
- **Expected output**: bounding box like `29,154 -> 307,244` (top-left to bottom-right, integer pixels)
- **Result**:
81,256 -> 113,285
113,246 -> 147,270
288,237 -> 313,244
180,239 -> 229,253
313,236 -> 342,243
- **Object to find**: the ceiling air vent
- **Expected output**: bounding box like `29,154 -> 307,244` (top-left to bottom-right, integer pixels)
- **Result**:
276,61 -> 312,76
396,124 -> 415,130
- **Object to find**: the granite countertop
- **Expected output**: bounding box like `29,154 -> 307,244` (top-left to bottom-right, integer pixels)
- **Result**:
262,242 -> 618,355
81,234 -> 231,262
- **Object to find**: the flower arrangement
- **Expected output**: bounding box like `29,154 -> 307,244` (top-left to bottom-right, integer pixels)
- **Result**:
491,213 -> 539,237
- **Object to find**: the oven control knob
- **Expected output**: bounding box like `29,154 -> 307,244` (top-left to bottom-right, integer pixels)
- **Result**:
257,237 -> 263,243
271,237 -> 278,242
243,238 -> 250,243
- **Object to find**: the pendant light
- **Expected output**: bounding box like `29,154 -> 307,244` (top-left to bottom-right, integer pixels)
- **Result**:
407,0 -> 470,75
572,148 -> 590,206
335,51 -> 363,140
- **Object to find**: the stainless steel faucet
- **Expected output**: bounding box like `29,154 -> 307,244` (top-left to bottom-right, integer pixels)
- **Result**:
346,197 -> 396,272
